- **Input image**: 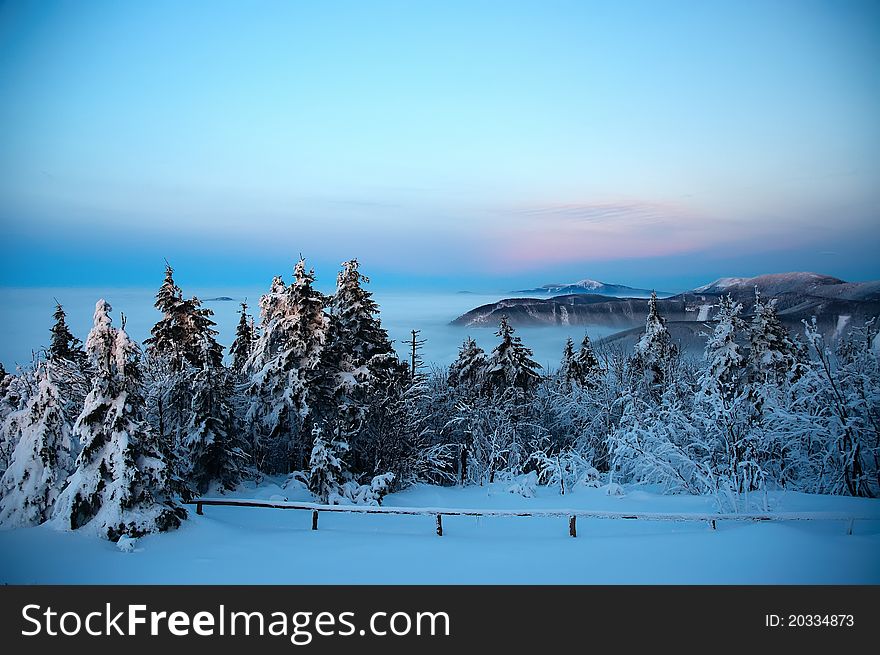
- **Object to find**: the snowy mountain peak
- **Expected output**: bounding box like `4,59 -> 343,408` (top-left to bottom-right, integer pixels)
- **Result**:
692,272 -> 847,295
693,277 -> 748,293
569,279 -> 604,290
516,278 -> 660,298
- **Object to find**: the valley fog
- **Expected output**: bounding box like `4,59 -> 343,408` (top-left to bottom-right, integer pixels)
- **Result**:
0,287 -> 618,372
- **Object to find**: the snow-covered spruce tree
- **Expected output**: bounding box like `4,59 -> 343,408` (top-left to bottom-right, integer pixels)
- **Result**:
0,302 -> 90,526
632,291 -> 677,387
48,303 -> 86,367
696,294 -> 766,497
144,264 -> 224,370
245,275 -> 291,373
183,365 -> 248,494
144,264 -> 187,370
229,301 -> 255,373
748,288 -> 805,389
308,426 -> 348,503
558,338 -> 578,387
701,294 -> 747,401
322,259 -> 409,477
447,336 -> 486,388
575,333 -> 604,389
484,316 -> 542,393
53,300 -> 185,540
557,334 -> 603,390
246,258 -> 330,472
143,264 -> 230,493
355,353 -> 425,486
0,364 -> 37,475
328,259 -> 394,369
0,360 -> 77,527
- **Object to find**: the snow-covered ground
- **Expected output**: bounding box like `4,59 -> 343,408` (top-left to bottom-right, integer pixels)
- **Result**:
1,481 -> 878,584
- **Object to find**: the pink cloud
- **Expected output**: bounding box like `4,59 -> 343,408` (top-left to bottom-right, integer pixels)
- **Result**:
476,199 -> 767,272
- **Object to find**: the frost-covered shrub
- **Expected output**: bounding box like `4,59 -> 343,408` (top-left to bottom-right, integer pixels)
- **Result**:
505,470 -> 538,498
532,449 -> 600,495
330,472 -> 395,506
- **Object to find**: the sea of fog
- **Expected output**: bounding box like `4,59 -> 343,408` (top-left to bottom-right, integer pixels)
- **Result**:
0,287 -> 619,372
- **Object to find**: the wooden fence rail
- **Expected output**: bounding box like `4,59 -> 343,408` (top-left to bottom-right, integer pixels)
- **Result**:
187,498 -> 876,537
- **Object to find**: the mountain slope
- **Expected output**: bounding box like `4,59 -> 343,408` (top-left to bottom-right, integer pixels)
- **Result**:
452,272 -> 880,341
515,278 -> 663,298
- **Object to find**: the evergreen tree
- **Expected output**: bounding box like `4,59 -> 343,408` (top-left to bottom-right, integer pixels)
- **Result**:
54,300 -> 185,540
48,303 -> 85,365
633,291 -> 677,386
144,264 -> 187,370
321,259 -> 403,466
559,337 -> 578,386
246,258 -> 330,472
329,259 -> 394,367
145,264 -> 222,371
484,316 -> 542,392
448,337 -> 486,388
143,264 -> 227,491
245,275 -> 289,373
0,365 -> 37,475
183,366 -> 247,494
229,301 -> 254,373
575,333 -> 604,389
701,294 -> 746,400
308,427 -> 348,503
748,288 -> 804,387
0,361 -> 78,527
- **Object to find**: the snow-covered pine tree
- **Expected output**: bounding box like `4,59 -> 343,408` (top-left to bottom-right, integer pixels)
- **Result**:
447,337 -> 486,388
696,294 -> 765,497
700,294 -> 746,400
0,365 -> 36,475
48,302 -> 85,366
229,301 -> 254,373
54,300 -> 185,540
307,427 -> 348,503
558,337 -> 579,387
748,288 -> 804,387
183,366 -> 247,494
484,316 -> 542,392
144,264 -> 223,371
575,333 -> 604,389
329,259 -> 394,369
245,275 -> 290,373
185,296 -> 224,369
143,265 -> 228,493
144,264 -> 187,370
322,259 -> 404,468
246,258 -> 330,472
0,360 -> 77,527
633,291 -> 677,386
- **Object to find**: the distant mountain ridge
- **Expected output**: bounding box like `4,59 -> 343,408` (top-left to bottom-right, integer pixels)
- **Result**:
452,272 -> 880,347
515,278 -> 663,298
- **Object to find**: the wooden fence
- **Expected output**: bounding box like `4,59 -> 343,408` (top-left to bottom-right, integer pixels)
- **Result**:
187,498 -> 875,537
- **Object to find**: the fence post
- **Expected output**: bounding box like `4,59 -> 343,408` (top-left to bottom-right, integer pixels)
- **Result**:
710,519 -> 716,530
569,515 -> 577,538
846,518 -> 854,536
196,502 -> 203,516
436,514 -> 443,537
312,510 -> 319,531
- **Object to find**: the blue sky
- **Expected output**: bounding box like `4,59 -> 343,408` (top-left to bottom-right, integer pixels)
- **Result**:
1,0 -> 878,291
